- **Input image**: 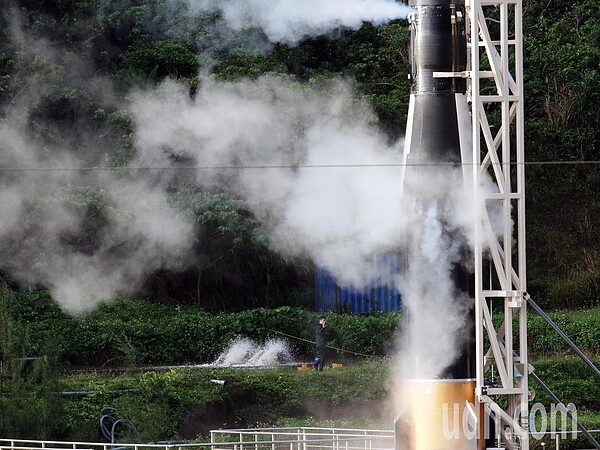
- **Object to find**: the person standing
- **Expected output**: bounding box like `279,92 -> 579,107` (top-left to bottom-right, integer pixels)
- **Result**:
314,315 -> 327,371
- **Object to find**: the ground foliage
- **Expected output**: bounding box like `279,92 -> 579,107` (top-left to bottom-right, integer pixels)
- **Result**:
2,286 -> 600,444
2,287 -> 400,366
0,0 -> 598,309
52,362 -> 394,442
3,287 -> 600,366
3,347 -> 600,447
522,0 -> 600,309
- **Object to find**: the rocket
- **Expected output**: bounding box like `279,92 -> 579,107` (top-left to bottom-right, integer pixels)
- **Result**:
395,0 -> 480,448
401,0 -> 470,178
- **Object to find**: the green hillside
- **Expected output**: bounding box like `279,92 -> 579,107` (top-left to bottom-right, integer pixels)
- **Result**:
0,0 -> 598,310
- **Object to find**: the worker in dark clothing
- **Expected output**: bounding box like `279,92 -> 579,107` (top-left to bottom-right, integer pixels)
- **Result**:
314,315 -> 327,371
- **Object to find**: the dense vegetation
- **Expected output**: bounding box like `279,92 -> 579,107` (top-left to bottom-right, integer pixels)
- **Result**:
2,287 -> 600,447
1,353 -> 599,449
1,287 -> 396,366
521,0 -> 600,309
2,288 -> 599,368
0,1 -> 598,447
0,0 -> 598,310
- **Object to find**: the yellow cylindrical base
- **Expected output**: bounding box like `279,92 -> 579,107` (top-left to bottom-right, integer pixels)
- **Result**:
398,379 -> 476,450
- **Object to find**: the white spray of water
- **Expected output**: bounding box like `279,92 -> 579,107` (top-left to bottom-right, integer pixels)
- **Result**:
212,336 -> 295,366
185,0 -> 413,44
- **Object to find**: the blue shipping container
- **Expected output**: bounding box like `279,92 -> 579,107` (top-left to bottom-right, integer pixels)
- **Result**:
315,253 -> 402,313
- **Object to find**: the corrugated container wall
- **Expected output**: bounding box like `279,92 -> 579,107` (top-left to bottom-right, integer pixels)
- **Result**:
315,253 -> 402,313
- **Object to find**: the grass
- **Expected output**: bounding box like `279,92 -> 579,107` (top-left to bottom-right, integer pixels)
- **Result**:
55,361 -> 393,441
4,329 -> 599,445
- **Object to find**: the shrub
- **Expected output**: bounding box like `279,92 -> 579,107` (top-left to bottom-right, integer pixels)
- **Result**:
8,288 -> 600,366
7,292 -> 403,366
119,39 -> 198,81
547,270 -> 600,309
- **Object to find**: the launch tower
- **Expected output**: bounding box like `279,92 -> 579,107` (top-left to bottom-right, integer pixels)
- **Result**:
398,0 -> 528,446
469,0 -> 529,446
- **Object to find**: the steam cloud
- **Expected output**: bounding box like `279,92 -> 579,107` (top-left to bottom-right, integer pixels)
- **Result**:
0,0 -> 504,391
131,76 -> 412,286
131,76 -> 498,384
0,10 -> 195,315
0,3 -> 419,315
0,125 -> 195,315
185,0 -> 414,44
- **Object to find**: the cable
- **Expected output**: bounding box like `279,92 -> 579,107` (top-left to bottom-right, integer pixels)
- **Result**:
100,407 -> 141,444
526,294 -> 600,382
530,372 -> 600,449
0,160 -> 599,173
267,328 -> 376,359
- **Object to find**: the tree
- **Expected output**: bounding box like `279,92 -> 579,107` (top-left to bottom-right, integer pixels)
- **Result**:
523,0 -> 600,307
168,190 -> 310,310
0,285 -> 63,438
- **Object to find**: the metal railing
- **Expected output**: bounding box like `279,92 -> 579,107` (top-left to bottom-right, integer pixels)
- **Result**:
536,429 -> 600,450
210,427 -> 394,450
7,426 -> 600,450
0,441 -> 178,450
0,428 -> 394,450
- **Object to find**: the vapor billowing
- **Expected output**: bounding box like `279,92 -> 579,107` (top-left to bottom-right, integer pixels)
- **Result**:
0,119 -> 195,315
131,75 -> 500,385
0,61 -> 413,314
184,0 -> 414,44
0,0 -> 504,394
131,76 -> 413,287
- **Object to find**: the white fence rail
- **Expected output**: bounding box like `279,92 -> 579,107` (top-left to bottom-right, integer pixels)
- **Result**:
0,428 -> 394,450
210,427 -> 394,450
5,426 -> 600,450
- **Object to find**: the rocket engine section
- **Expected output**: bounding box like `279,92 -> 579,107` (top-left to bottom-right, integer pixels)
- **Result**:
409,0 -> 467,94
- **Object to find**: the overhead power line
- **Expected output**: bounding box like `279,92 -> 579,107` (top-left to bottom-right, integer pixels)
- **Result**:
0,160 -> 599,173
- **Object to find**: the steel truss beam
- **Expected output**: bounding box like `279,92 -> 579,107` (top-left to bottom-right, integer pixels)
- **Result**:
467,0 -> 529,447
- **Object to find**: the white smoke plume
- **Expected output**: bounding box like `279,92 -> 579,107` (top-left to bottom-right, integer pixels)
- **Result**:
185,0 -> 414,44
0,120 -> 196,315
0,2 -> 421,315
131,76 -> 413,286
394,199 -> 473,380
0,4 -> 505,395
131,75 -> 505,386
0,10 -> 196,315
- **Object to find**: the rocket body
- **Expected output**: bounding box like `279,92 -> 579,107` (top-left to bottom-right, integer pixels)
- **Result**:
402,0 -> 470,176
402,0 -> 474,379
396,0 -> 478,448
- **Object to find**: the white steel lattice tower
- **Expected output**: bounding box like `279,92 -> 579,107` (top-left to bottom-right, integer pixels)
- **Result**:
468,0 -> 529,446
397,0 -> 528,444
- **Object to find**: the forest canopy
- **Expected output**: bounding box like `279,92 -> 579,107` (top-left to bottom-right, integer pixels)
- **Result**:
0,0 -> 598,312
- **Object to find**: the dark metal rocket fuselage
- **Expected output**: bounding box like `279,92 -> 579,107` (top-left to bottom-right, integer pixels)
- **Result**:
403,0 -> 475,381
395,3 -> 477,448
406,0 -> 467,164
409,0 -> 467,94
